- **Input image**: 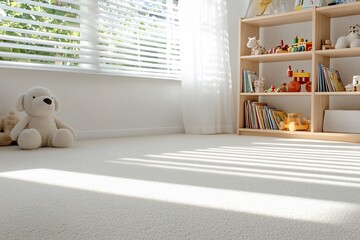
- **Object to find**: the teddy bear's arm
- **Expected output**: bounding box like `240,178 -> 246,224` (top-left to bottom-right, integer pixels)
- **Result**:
54,117 -> 76,138
10,116 -> 30,141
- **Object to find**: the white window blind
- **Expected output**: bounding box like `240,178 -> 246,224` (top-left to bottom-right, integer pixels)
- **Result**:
0,0 -> 180,79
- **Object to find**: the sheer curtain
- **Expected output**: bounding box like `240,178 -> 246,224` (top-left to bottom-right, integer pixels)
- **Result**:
179,0 -> 235,134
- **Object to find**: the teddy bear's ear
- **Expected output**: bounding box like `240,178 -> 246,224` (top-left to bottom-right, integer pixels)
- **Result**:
54,95 -> 61,112
16,94 -> 25,112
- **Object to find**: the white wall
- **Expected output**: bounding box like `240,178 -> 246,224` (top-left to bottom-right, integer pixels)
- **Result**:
227,0 -> 248,112
0,68 -> 183,139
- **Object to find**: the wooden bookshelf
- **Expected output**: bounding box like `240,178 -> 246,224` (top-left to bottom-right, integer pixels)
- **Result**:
316,48 -> 360,58
240,51 -> 312,63
240,92 -> 312,96
238,2 -> 360,143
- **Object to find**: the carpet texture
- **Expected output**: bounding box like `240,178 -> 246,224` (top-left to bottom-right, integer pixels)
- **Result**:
0,134 -> 359,240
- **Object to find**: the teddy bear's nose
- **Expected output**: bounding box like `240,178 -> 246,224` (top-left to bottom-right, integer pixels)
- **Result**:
43,98 -> 52,105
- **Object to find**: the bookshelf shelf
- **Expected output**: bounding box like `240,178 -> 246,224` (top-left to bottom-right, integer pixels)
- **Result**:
240,92 -> 312,96
316,2 -> 360,18
241,8 -> 313,27
238,2 -> 360,143
240,51 -> 312,63
316,48 -> 360,58
315,92 -> 360,96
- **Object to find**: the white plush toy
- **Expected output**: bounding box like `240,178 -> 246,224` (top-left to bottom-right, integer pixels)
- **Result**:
11,86 -> 75,150
247,36 -> 267,55
335,24 -> 360,49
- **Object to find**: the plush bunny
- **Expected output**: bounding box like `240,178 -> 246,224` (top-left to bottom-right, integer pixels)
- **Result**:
11,86 -> 75,150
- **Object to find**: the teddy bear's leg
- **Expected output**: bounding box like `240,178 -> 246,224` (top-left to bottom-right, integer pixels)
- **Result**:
0,134 -> 12,146
52,129 -> 74,148
18,128 -> 42,150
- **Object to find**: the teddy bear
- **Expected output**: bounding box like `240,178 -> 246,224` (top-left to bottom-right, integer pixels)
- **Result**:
0,111 -> 19,146
335,24 -> 360,49
254,77 -> 266,93
10,86 -> 75,150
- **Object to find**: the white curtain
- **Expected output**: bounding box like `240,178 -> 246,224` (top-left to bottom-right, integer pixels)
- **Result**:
179,0 -> 235,134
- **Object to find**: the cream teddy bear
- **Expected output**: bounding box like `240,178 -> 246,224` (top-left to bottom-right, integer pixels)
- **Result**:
0,111 -> 19,146
11,86 -> 75,150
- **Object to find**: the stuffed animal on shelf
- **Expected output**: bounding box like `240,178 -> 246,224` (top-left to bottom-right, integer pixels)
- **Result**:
0,111 -> 19,146
247,37 -> 267,55
11,86 -> 75,150
335,24 -> 360,49
254,77 -> 266,93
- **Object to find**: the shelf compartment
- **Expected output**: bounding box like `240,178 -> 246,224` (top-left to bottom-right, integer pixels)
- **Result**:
315,92 -> 360,96
239,128 -> 312,135
240,92 -> 312,96
241,8 -> 313,27
316,48 -> 360,58
317,2 -> 360,18
240,51 -> 312,63
239,128 -> 360,143
311,132 -> 360,143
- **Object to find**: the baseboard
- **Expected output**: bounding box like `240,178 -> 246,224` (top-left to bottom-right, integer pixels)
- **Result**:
76,126 -> 185,139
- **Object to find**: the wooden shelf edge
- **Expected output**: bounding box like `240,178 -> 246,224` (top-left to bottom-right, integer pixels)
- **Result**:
240,51 -> 312,63
241,8 -> 313,27
240,92 -> 312,96
238,129 -> 360,143
315,92 -> 360,96
317,2 -> 360,18
316,48 -> 360,58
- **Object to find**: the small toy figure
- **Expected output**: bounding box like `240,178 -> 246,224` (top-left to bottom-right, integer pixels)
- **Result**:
276,83 -> 287,92
268,40 -> 289,54
254,77 -> 265,93
247,37 -> 267,55
345,84 -> 356,92
353,75 -> 360,91
265,85 -> 275,93
321,39 -> 334,50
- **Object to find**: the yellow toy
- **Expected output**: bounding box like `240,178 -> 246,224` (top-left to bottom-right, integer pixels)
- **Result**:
0,111 -> 19,146
279,113 -> 310,132
256,0 -> 272,16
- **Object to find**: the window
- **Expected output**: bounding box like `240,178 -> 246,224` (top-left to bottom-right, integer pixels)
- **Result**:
0,0 -> 180,79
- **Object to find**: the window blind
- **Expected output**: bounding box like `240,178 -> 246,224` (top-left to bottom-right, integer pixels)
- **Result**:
0,0 -> 180,79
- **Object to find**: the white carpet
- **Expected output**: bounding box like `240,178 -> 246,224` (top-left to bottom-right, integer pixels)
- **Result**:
1,134 -> 360,240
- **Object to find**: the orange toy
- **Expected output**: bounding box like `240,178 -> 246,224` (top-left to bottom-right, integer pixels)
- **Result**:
287,65 -> 311,92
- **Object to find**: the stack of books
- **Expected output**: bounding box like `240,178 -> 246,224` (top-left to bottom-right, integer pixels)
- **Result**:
245,100 -> 287,130
317,64 -> 345,92
242,69 -> 258,93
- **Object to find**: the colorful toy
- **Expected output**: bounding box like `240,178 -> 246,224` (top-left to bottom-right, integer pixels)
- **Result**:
265,85 -> 275,93
279,113 -> 310,132
287,36 -> 312,52
276,83 -> 287,92
335,24 -> 360,49
321,39 -> 334,50
286,65 -> 311,92
256,0 -> 273,16
247,37 -> 267,55
267,40 -> 289,54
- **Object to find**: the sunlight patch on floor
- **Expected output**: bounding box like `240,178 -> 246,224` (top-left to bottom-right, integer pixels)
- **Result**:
0,168 -> 359,225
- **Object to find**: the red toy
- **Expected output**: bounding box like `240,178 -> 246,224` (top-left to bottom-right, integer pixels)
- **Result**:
287,65 -> 311,92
